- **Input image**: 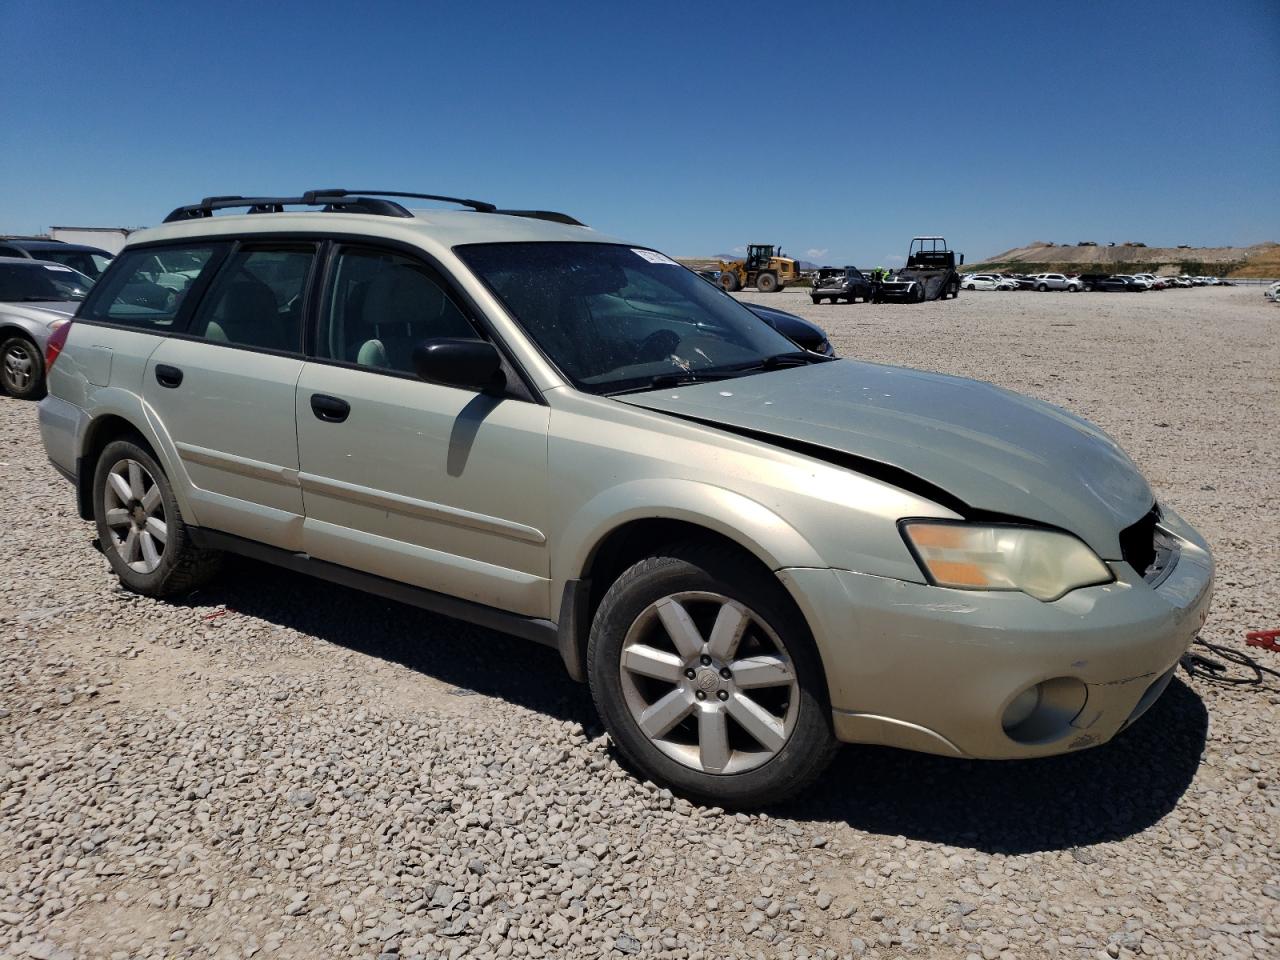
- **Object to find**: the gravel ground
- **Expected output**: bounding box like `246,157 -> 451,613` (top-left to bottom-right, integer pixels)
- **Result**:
1,286 -> 1277,960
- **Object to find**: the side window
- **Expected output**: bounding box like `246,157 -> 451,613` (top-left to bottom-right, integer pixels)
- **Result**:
0,245 -> 24,258
189,246 -> 314,352
80,245 -> 220,330
320,247 -> 476,373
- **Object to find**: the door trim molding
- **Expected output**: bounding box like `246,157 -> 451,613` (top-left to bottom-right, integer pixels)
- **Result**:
297,471 -> 546,545
176,441 -> 300,486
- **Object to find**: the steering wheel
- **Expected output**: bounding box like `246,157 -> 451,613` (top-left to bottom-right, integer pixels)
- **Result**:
636,329 -> 682,362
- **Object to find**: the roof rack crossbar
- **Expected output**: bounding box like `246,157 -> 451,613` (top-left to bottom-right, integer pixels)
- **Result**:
306,189 -> 498,213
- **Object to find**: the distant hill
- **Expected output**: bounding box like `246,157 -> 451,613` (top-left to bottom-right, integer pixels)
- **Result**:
967,240 -> 1279,277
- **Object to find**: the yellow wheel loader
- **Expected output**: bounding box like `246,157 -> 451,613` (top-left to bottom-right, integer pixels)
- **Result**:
718,244 -> 800,293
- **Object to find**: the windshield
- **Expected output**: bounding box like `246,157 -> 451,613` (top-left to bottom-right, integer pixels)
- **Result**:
33,249 -> 113,279
0,262 -> 93,302
457,242 -> 802,394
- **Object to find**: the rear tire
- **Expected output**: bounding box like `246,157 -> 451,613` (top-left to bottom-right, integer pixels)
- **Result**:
1,335 -> 45,400
93,439 -> 222,598
587,543 -> 838,808
756,272 -> 779,293
1037,283 -> 1048,292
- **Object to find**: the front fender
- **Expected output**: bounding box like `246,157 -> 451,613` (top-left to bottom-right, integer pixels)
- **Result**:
553,477 -> 826,612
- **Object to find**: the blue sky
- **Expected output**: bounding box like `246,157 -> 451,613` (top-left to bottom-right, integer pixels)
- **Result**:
2,0 -> 1277,264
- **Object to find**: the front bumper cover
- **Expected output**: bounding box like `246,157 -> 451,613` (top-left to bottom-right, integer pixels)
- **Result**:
779,507 -> 1213,759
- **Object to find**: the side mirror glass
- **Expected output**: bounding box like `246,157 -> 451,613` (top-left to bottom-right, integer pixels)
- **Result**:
412,338 -> 505,392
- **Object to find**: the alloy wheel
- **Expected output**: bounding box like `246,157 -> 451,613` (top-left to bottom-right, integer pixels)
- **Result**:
2,342 -> 34,393
103,459 -> 168,574
619,591 -> 800,775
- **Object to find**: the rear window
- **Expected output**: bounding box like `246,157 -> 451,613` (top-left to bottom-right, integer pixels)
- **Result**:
80,245 -> 223,330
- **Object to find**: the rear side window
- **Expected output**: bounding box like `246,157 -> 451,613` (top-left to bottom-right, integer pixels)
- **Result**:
188,246 -> 315,352
317,247 -> 476,373
81,245 -> 221,330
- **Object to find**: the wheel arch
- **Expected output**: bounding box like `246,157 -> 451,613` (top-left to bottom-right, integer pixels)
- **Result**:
553,481 -> 828,682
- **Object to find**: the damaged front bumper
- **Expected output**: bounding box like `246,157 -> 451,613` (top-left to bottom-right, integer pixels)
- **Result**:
778,507 -> 1214,759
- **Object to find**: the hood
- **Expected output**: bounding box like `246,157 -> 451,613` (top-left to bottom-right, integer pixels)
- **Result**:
0,300 -> 79,324
619,359 -> 1153,558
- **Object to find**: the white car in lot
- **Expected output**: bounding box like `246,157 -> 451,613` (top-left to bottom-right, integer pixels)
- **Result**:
1030,273 -> 1083,292
1114,275 -> 1151,290
1265,280 -> 1280,302
961,275 -> 1016,291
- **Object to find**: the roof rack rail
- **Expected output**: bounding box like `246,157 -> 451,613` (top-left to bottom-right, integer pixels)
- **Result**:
163,194 -> 415,223
306,189 -> 498,213
161,190 -> 585,227
492,209 -> 585,226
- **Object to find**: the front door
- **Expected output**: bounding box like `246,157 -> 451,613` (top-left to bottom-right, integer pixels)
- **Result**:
294,244 -> 552,618
141,242 -> 318,550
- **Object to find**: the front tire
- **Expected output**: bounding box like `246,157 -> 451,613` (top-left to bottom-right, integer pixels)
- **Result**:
1,335 -> 45,400
93,439 -> 222,598
587,543 -> 838,807
721,272 -> 741,293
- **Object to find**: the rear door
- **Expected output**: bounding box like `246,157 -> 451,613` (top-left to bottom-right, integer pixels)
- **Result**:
141,241 -> 319,550
294,243 -> 552,617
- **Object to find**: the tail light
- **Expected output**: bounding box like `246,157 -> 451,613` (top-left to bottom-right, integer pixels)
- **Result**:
45,320 -> 72,370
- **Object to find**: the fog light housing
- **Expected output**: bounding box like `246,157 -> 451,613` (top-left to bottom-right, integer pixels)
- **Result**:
1001,677 -> 1088,744
1002,684 -> 1042,730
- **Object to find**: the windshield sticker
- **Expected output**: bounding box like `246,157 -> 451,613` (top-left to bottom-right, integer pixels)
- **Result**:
632,248 -> 678,266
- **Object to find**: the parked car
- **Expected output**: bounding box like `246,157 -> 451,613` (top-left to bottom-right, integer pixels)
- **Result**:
1030,273 -> 1083,292
1113,275 -> 1151,290
1011,275 -> 1039,291
0,237 -> 115,280
744,302 -> 835,356
811,266 -> 874,304
1264,281 -> 1280,302
38,189 -> 1213,806
1132,274 -> 1166,290
693,270 -> 835,356
1079,274 -> 1144,292
0,258 -> 92,399
961,275 -> 1015,291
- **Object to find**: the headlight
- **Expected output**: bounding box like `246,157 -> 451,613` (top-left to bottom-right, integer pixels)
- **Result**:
901,521 -> 1113,602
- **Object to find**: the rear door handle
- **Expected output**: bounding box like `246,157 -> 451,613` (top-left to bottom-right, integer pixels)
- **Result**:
310,393 -> 351,423
155,364 -> 183,388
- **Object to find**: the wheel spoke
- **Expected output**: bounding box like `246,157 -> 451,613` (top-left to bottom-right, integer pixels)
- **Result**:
656,598 -> 704,661
139,531 -> 160,568
121,527 -> 140,564
108,471 -> 133,505
141,484 -> 162,513
638,688 -> 694,739
145,516 -> 168,545
698,706 -> 731,773
705,602 -> 749,661
105,508 -> 131,529
731,654 -> 794,690
726,691 -> 786,753
128,461 -> 145,500
622,643 -> 684,683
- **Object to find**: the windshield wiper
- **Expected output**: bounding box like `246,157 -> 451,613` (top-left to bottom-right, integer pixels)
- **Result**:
606,369 -> 742,396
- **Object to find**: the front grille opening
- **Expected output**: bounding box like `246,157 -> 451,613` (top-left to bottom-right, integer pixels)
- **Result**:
1119,504 -> 1160,576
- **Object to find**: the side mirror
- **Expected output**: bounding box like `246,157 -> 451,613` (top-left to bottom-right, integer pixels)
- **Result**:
412,338 -> 505,392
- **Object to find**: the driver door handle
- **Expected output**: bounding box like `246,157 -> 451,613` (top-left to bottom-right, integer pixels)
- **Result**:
310,393 -> 351,423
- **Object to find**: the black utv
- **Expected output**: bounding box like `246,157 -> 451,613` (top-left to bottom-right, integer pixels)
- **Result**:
811,266 -> 874,304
